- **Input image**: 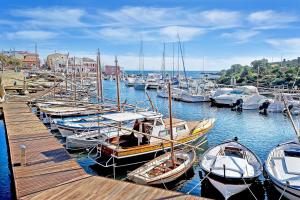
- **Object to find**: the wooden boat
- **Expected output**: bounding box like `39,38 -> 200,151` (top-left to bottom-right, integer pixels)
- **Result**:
89,111 -> 214,167
128,82 -> 196,185
128,148 -> 196,185
200,138 -> 262,199
265,141 -> 300,200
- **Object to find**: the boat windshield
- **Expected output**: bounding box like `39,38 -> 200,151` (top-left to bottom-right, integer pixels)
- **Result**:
230,90 -> 243,95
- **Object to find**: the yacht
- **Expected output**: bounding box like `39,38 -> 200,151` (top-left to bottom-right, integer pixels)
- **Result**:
212,86 -> 266,109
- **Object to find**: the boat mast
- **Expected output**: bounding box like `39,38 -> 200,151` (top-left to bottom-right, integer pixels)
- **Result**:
283,98 -> 300,142
172,43 -> 175,79
96,49 -> 103,103
115,56 -> 121,111
73,56 -> 77,101
177,34 -> 188,87
99,50 -> 104,102
161,43 -> 165,80
65,52 -> 69,92
168,82 -> 176,169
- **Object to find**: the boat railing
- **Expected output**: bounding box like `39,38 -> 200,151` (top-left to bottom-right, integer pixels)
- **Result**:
87,144 -> 115,168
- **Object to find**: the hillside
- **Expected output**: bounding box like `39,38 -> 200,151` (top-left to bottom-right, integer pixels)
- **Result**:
218,58 -> 300,87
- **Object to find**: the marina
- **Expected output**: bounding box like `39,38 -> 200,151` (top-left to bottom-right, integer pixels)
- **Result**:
1,74 -> 299,199
1,1 -> 300,199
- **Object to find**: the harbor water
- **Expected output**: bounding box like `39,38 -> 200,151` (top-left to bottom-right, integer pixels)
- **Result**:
0,79 -> 297,199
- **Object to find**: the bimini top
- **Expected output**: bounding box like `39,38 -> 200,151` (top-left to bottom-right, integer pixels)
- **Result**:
102,111 -> 162,122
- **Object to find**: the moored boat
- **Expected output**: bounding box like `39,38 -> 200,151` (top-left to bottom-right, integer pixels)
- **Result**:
200,138 -> 262,199
89,111 -> 215,167
128,148 -> 196,185
264,141 -> 300,200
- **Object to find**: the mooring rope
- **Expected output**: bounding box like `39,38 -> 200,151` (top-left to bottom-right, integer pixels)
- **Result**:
186,171 -> 211,194
241,177 -> 257,200
278,181 -> 289,200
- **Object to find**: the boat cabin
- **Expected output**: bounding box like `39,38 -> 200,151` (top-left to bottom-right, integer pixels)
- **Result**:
101,111 -> 192,148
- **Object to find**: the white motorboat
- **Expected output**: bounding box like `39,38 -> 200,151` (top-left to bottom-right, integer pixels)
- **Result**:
134,78 -> 146,90
157,87 -> 168,98
125,77 -> 136,87
145,74 -> 161,89
179,89 -> 211,103
265,93 -> 300,114
200,139 -> 262,199
127,149 -> 196,185
213,86 -> 266,109
265,141 -> 300,200
50,114 -> 101,131
66,126 -> 129,150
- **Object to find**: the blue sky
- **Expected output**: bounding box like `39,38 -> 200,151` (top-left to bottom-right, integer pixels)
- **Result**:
1,0 -> 300,70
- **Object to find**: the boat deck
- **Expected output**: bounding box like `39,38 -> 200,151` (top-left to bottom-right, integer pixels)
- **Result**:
3,102 -> 208,200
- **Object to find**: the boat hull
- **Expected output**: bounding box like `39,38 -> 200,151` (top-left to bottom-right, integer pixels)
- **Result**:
180,94 -> 210,103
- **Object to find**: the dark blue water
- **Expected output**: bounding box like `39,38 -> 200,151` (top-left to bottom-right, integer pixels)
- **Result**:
0,120 -> 13,200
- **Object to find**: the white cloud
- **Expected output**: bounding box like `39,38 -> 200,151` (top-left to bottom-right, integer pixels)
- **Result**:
221,30 -> 259,43
195,10 -> 241,28
100,6 -> 185,27
159,26 -> 205,41
12,7 -> 86,28
266,38 -> 300,53
5,30 -> 58,40
248,10 -> 298,29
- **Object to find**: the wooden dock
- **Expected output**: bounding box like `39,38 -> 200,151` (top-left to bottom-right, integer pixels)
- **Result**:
3,102 -> 207,200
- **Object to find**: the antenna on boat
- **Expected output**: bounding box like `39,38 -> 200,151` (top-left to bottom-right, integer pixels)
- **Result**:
115,56 -> 121,112
168,82 -> 176,169
283,96 -> 300,142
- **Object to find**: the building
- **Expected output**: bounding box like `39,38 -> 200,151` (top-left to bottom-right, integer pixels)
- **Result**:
46,53 -> 68,70
2,50 -> 40,68
104,65 -> 123,75
82,57 -> 97,72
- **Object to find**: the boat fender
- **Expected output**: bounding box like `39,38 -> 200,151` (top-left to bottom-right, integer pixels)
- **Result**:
259,100 -> 270,115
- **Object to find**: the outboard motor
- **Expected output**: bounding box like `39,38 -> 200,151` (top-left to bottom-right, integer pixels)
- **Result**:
283,104 -> 293,114
259,100 -> 270,115
231,99 -> 243,111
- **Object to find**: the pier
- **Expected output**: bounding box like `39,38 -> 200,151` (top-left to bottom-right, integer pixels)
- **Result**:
2,101 -> 206,200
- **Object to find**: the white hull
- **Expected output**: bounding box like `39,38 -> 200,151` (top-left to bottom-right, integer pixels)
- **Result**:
243,103 -> 260,110
265,141 -> 300,200
58,127 -> 75,137
214,98 -> 233,105
208,177 -> 250,199
180,94 -> 210,102
274,183 -> 300,200
157,91 -> 168,98
66,136 -> 99,149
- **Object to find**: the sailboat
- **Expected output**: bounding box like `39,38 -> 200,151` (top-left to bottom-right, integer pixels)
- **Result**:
128,82 -> 196,185
200,138 -> 262,199
264,99 -> 300,199
134,40 -> 146,90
